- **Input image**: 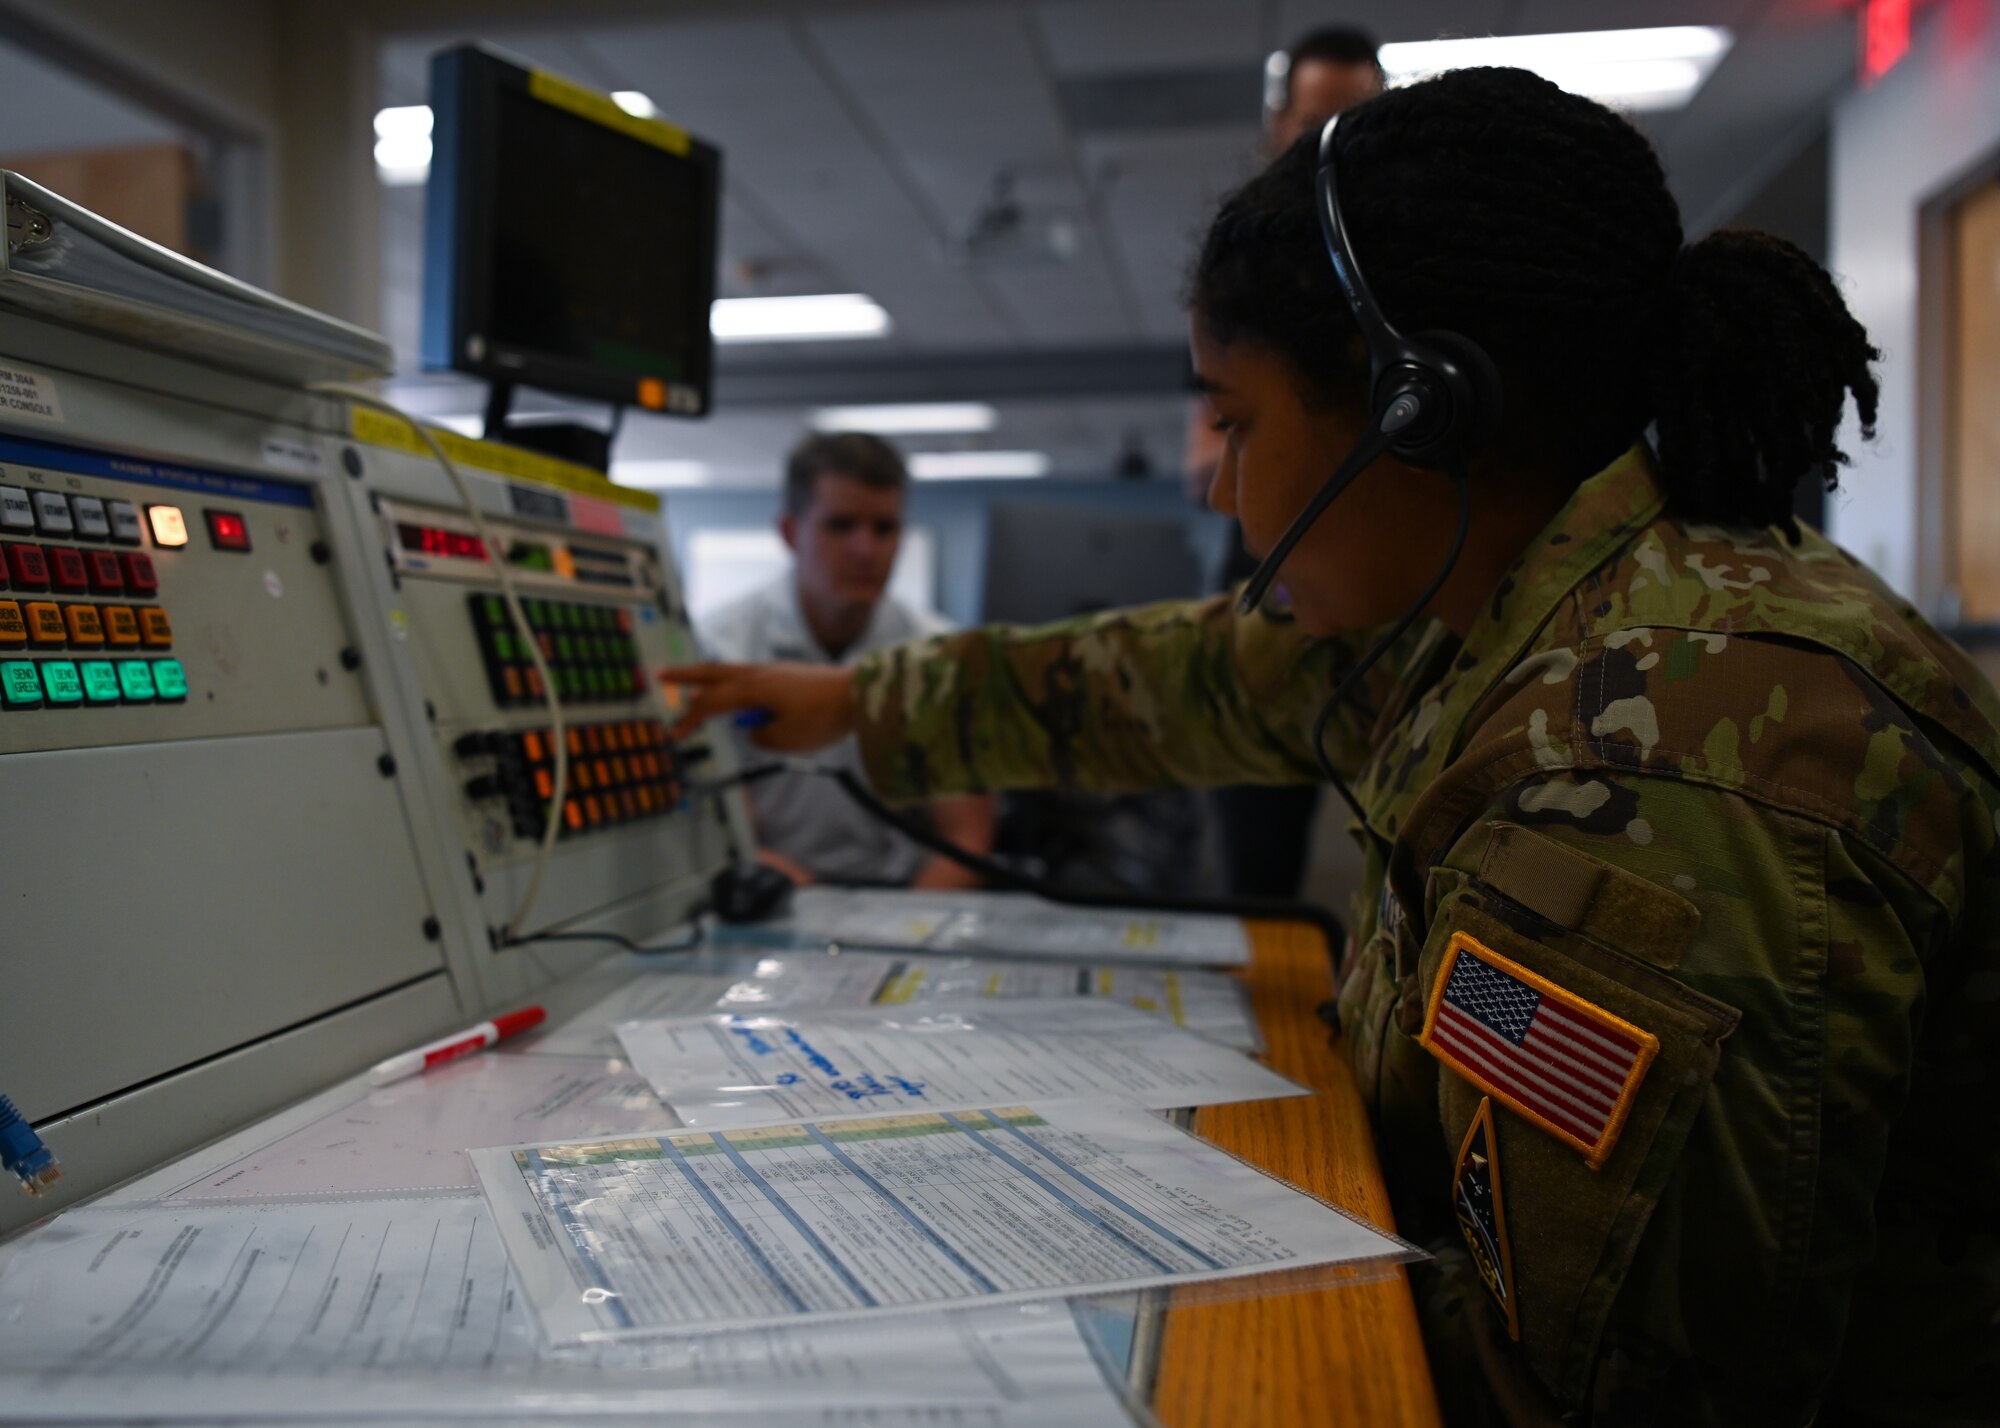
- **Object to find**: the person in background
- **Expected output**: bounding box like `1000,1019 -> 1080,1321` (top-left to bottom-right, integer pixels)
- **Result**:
1193,23 -> 1386,899
700,432 -> 993,889
1265,23 -> 1387,151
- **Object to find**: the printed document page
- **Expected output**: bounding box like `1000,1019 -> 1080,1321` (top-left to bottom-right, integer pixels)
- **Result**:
158,1051 -> 679,1198
539,951 -> 1260,1060
0,1195 -> 1129,1424
614,998 -> 1303,1129
719,887 -> 1252,967
717,950 -> 1263,1053
473,1098 -> 1411,1343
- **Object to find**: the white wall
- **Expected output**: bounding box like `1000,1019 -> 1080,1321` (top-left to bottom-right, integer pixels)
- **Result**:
1829,0 -> 2000,608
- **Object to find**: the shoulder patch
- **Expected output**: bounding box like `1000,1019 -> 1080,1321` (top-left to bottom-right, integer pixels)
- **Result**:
1452,1096 -> 1518,1340
1420,931 -> 1659,1168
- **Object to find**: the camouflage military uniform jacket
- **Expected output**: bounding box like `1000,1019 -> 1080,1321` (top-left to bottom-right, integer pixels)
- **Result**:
852,448 -> 2000,1426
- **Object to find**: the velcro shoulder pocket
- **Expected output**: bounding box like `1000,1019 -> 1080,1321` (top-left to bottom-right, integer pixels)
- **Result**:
1417,830 -> 1740,1403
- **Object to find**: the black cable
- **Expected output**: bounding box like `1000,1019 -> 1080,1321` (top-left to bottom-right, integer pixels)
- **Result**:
1310,467 -> 1473,834
505,924 -> 707,956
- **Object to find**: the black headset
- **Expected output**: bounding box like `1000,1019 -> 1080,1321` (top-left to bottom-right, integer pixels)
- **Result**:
1236,114 -> 1502,616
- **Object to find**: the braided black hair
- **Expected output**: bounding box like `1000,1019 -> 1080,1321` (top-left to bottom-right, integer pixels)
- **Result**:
1190,67 -> 1880,535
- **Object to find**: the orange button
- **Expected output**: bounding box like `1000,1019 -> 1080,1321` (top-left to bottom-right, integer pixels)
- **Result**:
526,667 -> 544,698
572,761 -> 592,790
102,605 -> 141,645
502,666 -> 523,698
611,756 -> 630,784
566,727 -> 584,757
138,607 -> 173,647
563,798 -> 584,832
583,794 -> 603,826
63,604 -> 104,646
25,601 -> 65,644
584,725 -> 605,754
522,730 -> 547,763
534,767 -> 554,799
0,601 -> 23,645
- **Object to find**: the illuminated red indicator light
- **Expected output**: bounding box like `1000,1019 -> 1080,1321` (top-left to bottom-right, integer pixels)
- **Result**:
1861,0 -> 1911,84
397,522 -> 487,561
204,509 -> 252,552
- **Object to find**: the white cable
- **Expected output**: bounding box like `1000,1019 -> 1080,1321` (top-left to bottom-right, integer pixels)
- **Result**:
309,382 -> 567,943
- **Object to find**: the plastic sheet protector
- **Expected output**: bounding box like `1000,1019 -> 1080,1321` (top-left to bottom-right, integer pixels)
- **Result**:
0,1195 -> 1133,1424
614,998 -> 1303,1130
157,1051 -> 679,1198
719,887 -> 1252,967
535,951 -> 1261,1061
472,1098 -> 1412,1344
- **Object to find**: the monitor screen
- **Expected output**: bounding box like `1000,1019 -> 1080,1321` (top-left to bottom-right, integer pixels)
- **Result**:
422,46 -> 721,416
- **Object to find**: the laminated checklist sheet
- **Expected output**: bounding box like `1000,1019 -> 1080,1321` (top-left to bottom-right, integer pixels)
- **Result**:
472,1098 -> 1414,1344
718,886 -> 1253,967
613,998 -> 1303,1130
0,1195 -> 1134,1425
533,949 -> 1263,1058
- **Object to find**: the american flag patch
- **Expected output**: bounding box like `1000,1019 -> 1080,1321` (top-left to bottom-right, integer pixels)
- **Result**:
1420,932 -> 1659,1168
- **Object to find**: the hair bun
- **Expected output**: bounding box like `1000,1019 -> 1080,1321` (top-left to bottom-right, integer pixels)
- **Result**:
1650,230 -> 1880,536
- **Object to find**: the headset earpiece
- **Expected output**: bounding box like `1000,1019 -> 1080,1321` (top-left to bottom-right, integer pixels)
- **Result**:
1386,330 -> 1501,470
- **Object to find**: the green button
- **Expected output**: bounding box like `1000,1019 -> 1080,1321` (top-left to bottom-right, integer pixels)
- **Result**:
493,630 -> 516,660
481,594 -> 505,626
2,660 -> 43,707
556,635 -> 574,661
153,658 -> 188,701
79,660 -> 122,703
39,661 -> 83,705
584,668 -> 604,699
116,659 -> 157,702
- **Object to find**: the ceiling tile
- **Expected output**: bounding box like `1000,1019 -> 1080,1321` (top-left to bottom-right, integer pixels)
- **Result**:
1033,0 -> 1267,75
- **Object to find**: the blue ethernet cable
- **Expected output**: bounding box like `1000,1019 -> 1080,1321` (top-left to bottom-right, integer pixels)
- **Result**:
0,1093 -> 59,1195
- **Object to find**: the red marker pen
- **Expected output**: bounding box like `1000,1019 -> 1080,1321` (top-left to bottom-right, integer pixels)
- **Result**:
367,1005 -> 546,1086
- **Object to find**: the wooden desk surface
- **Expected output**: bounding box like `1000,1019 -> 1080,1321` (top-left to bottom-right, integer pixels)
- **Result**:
1151,921 -> 1442,1428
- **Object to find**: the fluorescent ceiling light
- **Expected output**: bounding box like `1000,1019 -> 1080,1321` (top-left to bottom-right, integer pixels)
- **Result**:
373,104 -> 434,186
711,294 -> 892,344
612,91 -> 658,118
908,451 -> 1049,480
1380,26 -> 1732,113
812,403 -> 997,435
613,460 -> 710,488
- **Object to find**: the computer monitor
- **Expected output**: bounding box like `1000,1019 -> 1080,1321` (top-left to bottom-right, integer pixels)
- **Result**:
421,45 -> 721,418
979,502 -> 1204,624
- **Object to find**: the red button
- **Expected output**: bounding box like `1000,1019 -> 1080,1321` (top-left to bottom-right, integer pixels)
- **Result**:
86,551 -> 124,593
47,547 -> 88,593
120,552 -> 158,596
204,509 -> 251,552
4,543 -> 48,590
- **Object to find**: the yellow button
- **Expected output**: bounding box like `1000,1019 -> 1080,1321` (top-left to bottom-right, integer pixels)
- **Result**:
25,601 -> 65,645
102,605 -> 141,646
139,607 -> 173,647
0,600 -> 23,645
63,604 -> 104,646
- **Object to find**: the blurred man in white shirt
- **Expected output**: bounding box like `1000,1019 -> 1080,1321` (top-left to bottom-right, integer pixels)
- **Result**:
701,432 -> 994,888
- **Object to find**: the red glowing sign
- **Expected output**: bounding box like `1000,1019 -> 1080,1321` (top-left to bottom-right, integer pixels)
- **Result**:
1862,0 -> 1912,84
398,522 -> 488,561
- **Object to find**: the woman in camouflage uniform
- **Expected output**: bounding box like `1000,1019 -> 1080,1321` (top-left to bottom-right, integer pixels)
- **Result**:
670,69 -> 2000,1426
